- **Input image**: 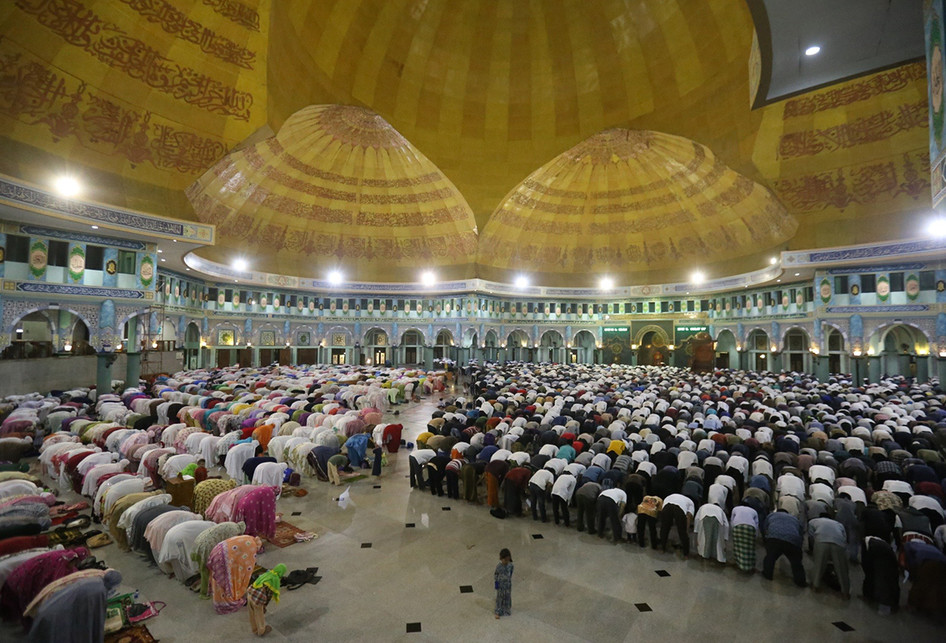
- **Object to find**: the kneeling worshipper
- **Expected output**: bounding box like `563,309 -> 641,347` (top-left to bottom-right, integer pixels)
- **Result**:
192,521 -> 246,597
28,569 -> 122,643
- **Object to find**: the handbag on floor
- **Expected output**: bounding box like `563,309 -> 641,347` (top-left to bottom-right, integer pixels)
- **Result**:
126,600 -> 166,624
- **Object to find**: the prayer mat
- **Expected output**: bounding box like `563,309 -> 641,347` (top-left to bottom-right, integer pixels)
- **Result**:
267,521 -> 306,548
338,472 -> 368,483
105,624 -> 158,643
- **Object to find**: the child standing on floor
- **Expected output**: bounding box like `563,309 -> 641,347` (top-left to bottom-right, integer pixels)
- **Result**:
247,563 -> 287,636
494,548 -> 514,619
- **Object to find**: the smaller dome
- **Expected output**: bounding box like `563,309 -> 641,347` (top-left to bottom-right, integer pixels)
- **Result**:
477,129 -> 796,286
187,105 -> 478,282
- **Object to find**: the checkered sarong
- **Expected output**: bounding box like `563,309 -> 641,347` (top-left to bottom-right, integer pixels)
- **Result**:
732,524 -> 757,571
246,584 -> 273,608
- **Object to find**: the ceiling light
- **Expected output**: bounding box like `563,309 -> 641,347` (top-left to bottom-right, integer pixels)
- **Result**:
776,279 -> 781,283
327,270 -> 344,285
514,275 -> 529,289
232,258 -> 248,271
157,249 -> 163,253
420,270 -> 436,287
160,258 -> 165,262
805,45 -> 821,56
690,270 -> 705,284
52,175 -> 81,198
769,257 -> 777,265
185,268 -> 190,271
172,239 -> 177,243
91,225 -> 98,230
927,216 -> 946,238
794,272 -> 800,276
599,276 -> 614,290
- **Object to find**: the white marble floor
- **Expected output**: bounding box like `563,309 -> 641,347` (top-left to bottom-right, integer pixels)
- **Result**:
4,387 -> 945,642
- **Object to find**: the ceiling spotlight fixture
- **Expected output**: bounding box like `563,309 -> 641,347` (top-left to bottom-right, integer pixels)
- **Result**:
232,258 -> 248,272
420,270 -> 436,287
599,276 -> 614,291
690,270 -> 705,284
53,175 -> 81,198
514,275 -> 529,289
327,270 -> 344,286
794,272 -> 800,277
805,45 -> 821,56
160,258 -> 166,262
769,256 -> 777,265
91,225 -> 99,230
927,216 -> 946,238
157,249 -> 163,254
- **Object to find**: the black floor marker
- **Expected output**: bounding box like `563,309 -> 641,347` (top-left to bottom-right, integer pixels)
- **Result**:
654,570 -> 670,577
635,603 -> 652,612
406,622 -> 422,633
405,523 -> 416,528
832,622 -> 854,632
459,585 -> 473,594
291,511 -> 301,516
361,542 -> 372,549
531,534 -> 544,539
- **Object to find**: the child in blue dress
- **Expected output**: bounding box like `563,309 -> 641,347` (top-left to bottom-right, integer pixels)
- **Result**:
494,548 -> 513,618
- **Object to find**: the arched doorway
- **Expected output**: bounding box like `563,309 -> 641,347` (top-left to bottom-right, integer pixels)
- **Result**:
401,330 -> 424,365
871,324 -> 929,377
506,330 -> 530,362
3,311 -> 54,359
783,328 -> 811,373
715,329 -> 737,369
184,322 -> 201,369
483,330 -> 499,362
825,327 -> 845,374
747,329 -> 769,371
637,331 -> 669,366
539,329 -> 564,363
70,319 -> 95,355
363,328 -> 388,366
434,330 -> 454,361
571,330 -> 596,364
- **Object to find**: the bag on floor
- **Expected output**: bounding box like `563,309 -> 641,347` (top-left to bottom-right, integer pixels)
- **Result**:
126,601 -> 166,624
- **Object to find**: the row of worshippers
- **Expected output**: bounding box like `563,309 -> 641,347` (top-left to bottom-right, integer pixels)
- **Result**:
410,362 -> 946,618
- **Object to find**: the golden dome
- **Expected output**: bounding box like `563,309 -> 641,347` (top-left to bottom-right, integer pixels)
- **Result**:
186,104 -> 478,282
477,129 -> 797,286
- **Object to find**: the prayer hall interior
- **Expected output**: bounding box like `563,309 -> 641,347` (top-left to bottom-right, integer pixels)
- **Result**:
1,0 -> 946,641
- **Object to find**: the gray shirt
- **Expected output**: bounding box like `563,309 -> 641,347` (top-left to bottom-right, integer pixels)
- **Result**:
808,517 -> 847,547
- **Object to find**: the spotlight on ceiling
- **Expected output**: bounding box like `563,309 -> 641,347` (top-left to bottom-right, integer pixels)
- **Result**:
420,270 -> 436,287
769,256 -> 777,265
927,216 -> 946,238
232,258 -> 248,272
514,275 -> 529,289
53,175 -> 81,198
599,276 -> 614,291
805,45 -> 821,56
690,270 -> 706,285
327,270 -> 344,286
